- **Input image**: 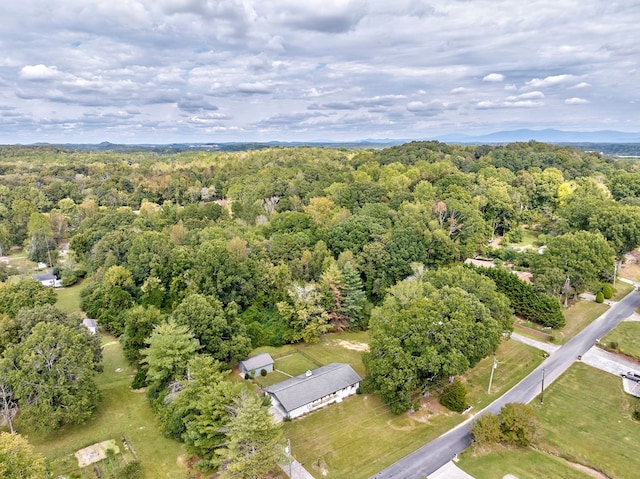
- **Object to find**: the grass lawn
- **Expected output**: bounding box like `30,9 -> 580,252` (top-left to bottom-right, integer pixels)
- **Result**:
603,321 -> 640,358
508,228 -> 540,248
465,339 -> 544,411
55,281 -> 85,315
281,339 -> 542,479
610,280 -> 635,301
531,363 -> 640,479
556,300 -> 609,344
457,448 -> 592,479
26,335 -> 187,479
620,261 -> 640,283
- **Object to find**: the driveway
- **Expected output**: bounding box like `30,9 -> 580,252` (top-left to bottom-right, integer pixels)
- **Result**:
581,346 -> 640,397
427,461 -> 475,479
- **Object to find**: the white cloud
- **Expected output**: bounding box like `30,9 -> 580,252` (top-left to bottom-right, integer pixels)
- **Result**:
483,73 -> 505,82
570,82 -> 591,89
19,64 -> 61,81
565,97 -> 589,105
450,87 -> 471,94
524,74 -> 576,88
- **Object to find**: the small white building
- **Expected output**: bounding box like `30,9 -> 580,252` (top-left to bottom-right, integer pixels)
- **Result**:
239,353 -> 274,377
264,363 -> 361,419
82,318 -> 98,335
33,272 -> 62,288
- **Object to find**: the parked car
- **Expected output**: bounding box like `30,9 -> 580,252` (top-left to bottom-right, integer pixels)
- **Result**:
621,371 -> 640,382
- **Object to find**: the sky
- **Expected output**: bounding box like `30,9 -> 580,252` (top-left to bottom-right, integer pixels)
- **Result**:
0,0 -> 639,144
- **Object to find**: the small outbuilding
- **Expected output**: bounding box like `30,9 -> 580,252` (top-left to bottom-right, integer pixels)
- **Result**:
82,318 -> 98,335
264,363 -> 362,419
33,272 -> 62,288
239,353 -> 274,377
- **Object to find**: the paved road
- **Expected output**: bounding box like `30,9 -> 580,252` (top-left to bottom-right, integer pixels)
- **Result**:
372,289 -> 640,479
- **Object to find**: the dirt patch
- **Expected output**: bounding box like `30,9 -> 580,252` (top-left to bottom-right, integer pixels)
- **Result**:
564,461 -> 609,479
75,439 -> 119,467
102,340 -> 118,347
333,340 -> 369,352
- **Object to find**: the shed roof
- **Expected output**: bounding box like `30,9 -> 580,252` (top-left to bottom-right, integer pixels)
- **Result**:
264,363 -> 361,412
239,353 -> 274,372
83,318 -> 98,329
33,272 -> 56,281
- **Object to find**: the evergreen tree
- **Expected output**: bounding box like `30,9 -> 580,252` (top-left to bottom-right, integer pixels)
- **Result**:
218,391 -> 284,479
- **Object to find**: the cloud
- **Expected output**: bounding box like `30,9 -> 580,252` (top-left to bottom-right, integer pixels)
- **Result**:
524,74 -> 576,88
483,73 -> 505,82
236,82 -> 272,94
20,64 -> 61,81
564,97 -> 589,105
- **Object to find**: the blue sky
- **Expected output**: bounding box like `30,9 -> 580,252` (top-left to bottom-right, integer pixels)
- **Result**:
1,0 -> 638,143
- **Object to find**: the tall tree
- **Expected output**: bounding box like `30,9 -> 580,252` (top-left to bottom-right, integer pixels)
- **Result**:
141,320 -> 200,387
0,432 -> 47,479
4,322 -> 100,430
277,283 -> 331,343
217,391 -> 284,479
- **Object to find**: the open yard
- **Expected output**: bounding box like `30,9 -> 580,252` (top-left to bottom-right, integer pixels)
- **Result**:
602,321 -> 640,359
55,281 -> 85,315
27,335 -> 187,479
531,363 -> 640,479
610,280 -> 635,301
556,300 -> 610,343
458,448 -> 593,479
281,339 -> 541,479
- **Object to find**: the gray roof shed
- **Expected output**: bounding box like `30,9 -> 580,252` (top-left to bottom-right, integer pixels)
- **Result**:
239,353 -> 274,372
264,363 -> 361,413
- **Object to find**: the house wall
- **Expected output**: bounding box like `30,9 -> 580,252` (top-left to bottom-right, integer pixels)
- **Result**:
285,382 -> 360,419
241,363 -> 274,376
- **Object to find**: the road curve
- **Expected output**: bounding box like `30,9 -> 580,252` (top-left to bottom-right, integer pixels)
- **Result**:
371,289 -> 640,479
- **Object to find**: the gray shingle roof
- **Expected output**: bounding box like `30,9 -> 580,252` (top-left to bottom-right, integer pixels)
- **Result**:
240,353 -> 274,372
264,363 -> 361,412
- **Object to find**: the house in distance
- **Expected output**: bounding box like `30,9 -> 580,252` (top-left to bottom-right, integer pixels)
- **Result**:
264,363 -> 361,420
239,353 -> 274,377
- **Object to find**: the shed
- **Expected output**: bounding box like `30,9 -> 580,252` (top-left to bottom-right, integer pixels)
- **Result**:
264,363 -> 361,419
239,353 -> 274,377
82,318 -> 98,335
33,272 -> 62,288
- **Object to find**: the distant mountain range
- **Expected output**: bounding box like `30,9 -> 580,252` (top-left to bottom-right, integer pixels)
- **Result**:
433,129 -> 640,144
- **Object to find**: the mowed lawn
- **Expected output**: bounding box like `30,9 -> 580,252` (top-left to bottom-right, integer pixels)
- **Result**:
458,448 -> 593,479
557,300 -> 609,344
280,339 -> 541,479
54,282 -> 85,314
531,363 -> 640,479
603,321 -> 640,357
27,336 -> 187,479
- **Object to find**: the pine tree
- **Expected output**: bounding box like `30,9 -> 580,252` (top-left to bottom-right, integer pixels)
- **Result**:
340,262 -> 367,329
218,391 -> 284,479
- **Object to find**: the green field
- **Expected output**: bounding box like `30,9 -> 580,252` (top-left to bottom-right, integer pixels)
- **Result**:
603,321 -> 640,358
54,282 -> 85,315
557,300 -> 609,343
281,339 -> 541,479
27,336 -> 187,479
458,448 -> 592,479
531,363 -> 640,479
610,280 -> 635,301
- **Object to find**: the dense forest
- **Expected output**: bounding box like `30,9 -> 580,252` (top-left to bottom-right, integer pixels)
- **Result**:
2,140 -> 640,472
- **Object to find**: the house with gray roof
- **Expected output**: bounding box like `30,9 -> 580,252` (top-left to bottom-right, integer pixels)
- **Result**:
33,272 -> 62,288
264,363 -> 361,419
239,353 -> 274,377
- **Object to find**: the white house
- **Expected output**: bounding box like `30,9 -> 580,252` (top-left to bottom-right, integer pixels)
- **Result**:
239,353 -> 274,377
33,272 -> 62,288
264,363 -> 361,419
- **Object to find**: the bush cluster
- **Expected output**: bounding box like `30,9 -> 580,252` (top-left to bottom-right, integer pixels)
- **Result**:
473,265 -> 565,328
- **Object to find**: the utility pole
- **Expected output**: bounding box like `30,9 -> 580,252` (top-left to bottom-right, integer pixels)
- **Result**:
487,357 -> 498,394
540,368 -> 545,404
285,438 -> 292,478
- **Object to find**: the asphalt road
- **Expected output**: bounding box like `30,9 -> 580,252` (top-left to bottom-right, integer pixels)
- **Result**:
372,288 -> 640,479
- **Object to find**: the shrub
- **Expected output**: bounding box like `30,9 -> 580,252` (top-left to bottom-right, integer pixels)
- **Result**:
608,341 -> 619,350
131,368 -> 148,389
499,402 -> 541,447
61,271 -> 78,287
602,284 -> 614,299
472,412 -> 502,447
244,373 -> 251,380
595,291 -> 604,303
260,368 -> 267,377
440,378 -> 467,413
633,406 -> 640,422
